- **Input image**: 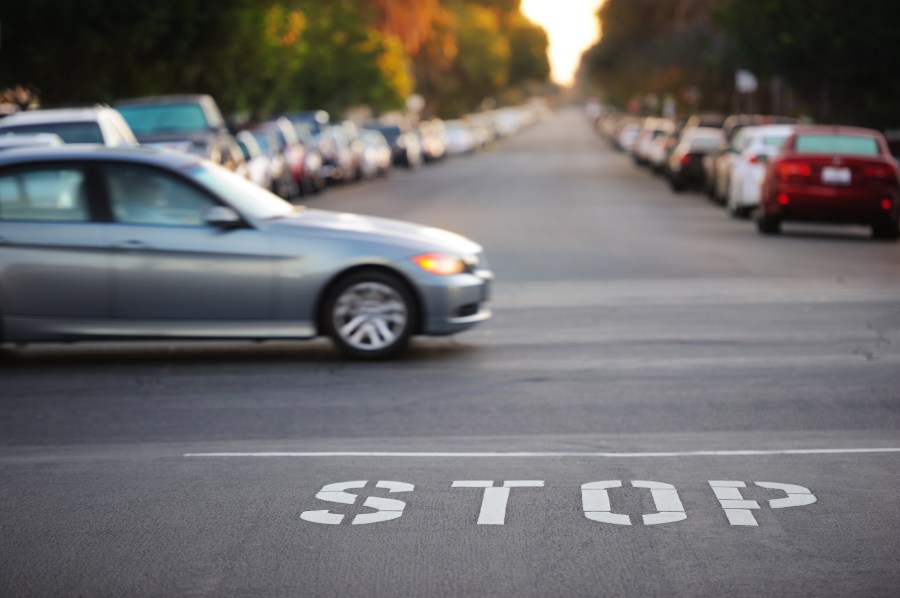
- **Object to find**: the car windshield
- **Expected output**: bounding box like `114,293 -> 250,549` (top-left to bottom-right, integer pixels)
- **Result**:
0,122 -> 104,144
249,131 -> 272,152
795,134 -> 880,156
188,163 -> 293,220
118,104 -> 209,135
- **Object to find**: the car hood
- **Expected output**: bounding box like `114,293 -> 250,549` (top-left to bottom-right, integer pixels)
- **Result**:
268,208 -> 483,255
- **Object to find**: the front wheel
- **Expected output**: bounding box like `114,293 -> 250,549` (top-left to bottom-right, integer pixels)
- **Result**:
324,271 -> 416,359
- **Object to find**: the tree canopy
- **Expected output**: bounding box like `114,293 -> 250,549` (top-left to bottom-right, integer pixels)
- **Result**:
0,0 -> 550,119
578,0 -> 900,129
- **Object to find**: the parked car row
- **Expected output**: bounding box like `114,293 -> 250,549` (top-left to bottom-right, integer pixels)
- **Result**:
0,96 -> 550,205
593,109 -> 900,241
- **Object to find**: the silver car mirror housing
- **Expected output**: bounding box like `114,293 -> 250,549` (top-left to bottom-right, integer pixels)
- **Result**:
204,206 -> 243,228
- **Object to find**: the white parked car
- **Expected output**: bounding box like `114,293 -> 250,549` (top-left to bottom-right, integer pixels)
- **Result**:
235,130 -> 274,191
616,121 -> 642,153
726,124 -> 796,218
0,106 -> 138,147
444,120 -> 476,155
633,118 -> 675,166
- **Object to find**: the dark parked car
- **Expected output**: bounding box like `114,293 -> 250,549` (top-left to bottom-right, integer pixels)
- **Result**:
0,146 -> 493,358
757,125 -> 899,239
364,123 -> 423,168
115,94 -> 237,169
666,127 -> 722,191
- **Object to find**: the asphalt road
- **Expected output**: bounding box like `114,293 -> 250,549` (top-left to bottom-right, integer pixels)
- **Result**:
2,108 -> 899,597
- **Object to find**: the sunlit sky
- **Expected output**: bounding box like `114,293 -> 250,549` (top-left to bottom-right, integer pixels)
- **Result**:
521,0 -> 603,86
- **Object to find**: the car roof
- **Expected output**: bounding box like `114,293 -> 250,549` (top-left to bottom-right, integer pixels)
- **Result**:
114,94 -> 214,107
0,106 -> 118,125
0,144 -> 202,169
745,124 -> 797,136
684,126 -> 722,138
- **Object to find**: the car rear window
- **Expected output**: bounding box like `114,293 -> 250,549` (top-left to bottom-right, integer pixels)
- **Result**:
689,136 -> 720,151
794,134 -> 880,156
0,122 -> 104,144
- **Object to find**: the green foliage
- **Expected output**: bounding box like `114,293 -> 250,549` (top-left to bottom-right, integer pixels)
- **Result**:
579,0 -> 900,128
717,0 -> 900,127
0,0 -> 549,119
580,0 -> 731,114
414,0 -> 549,118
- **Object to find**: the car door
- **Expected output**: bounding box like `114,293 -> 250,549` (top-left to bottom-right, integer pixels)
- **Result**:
100,162 -> 277,325
0,163 -> 111,330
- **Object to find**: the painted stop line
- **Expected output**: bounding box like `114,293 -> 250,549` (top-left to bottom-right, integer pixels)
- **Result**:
185,447 -> 900,528
298,479 -> 816,527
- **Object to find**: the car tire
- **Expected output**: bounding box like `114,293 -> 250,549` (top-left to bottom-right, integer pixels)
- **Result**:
727,200 -> 751,220
756,213 -> 781,235
324,270 -> 416,360
872,220 -> 900,241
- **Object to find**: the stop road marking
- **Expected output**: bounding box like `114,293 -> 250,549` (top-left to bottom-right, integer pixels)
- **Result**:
300,479 -> 816,527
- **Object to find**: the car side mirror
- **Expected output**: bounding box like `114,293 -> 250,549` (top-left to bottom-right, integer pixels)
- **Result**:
205,206 -> 243,229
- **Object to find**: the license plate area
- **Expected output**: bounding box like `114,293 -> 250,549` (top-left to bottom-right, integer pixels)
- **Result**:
821,166 -> 851,185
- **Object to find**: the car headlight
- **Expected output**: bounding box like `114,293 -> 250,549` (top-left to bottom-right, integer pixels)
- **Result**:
412,253 -> 466,275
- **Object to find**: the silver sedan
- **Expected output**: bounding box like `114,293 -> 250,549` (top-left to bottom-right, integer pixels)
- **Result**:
0,146 -> 492,359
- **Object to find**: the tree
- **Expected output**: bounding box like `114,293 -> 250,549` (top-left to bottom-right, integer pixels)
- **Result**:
717,0 -> 900,127
579,0 -> 730,115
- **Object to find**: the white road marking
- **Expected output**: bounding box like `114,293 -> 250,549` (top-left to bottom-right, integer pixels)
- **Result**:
184,447 -> 900,458
709,481 -> 817,526
452,480 -> 544,525
300,480 -> 414,525
709,481 -> 760,526
581,481 -> 687,526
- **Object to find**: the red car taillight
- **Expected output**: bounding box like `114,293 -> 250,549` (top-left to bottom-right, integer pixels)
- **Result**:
775,160 -> 812,180
863,164 -> 896,180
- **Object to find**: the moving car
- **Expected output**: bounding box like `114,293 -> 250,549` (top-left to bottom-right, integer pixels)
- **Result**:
757,126 -> 900,239
0,106 -> 138,147
0,146 -> 493,358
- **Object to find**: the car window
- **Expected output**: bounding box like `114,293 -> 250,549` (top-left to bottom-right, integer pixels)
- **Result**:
795,134 -> 880,156
0,166 -> 89,222
0,122 -> 104,144
689,136 -> 721,151
189,163 -> 292,220
762,135 -> 789,148
104,164 -> 215,226
117,104 -> 209,135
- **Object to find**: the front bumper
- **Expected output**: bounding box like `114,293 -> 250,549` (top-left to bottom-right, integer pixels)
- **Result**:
418,269 -> 493,336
